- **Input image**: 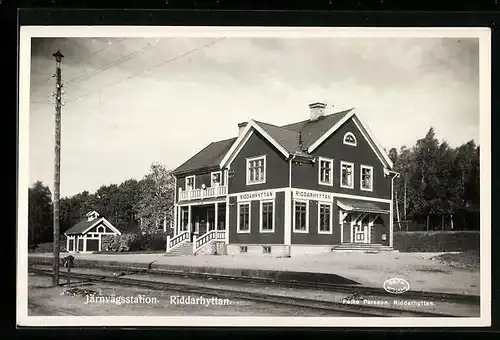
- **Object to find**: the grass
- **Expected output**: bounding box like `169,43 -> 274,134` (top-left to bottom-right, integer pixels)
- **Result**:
393,231 -> 479,252
29,242 -> 66,253
431,250 -> 480,272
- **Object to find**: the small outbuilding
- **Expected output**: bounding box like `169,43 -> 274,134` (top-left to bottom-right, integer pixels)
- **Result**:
64,211 -> 122,253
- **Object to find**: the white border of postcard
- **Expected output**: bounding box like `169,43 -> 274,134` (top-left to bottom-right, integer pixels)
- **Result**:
17,26 -> 491,327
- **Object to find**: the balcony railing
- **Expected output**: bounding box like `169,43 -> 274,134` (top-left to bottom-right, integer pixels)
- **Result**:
178,185 -> 227,201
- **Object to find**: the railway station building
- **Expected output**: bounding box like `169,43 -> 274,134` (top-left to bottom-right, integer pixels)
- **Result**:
168,102 -> 399,256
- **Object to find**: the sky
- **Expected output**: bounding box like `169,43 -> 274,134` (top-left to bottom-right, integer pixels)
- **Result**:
28,36 -> 480,198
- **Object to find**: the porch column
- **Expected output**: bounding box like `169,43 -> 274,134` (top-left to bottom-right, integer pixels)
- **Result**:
225,197 -> 230,244
172,204 -> 179,236
339,211 -> 344,244
83,235 -> 87,252
66,236 -> 69,252
284,188 -> 291,245
350,220 -> 354,243
188,205 -> 192,235
390,177 -> 395,248
215,202 -> 218,231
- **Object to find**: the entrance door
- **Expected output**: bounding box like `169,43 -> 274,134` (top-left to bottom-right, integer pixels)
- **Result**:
354,224 -> 369,243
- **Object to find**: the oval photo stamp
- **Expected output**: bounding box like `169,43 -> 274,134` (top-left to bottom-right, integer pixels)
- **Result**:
383,278 -> 411,294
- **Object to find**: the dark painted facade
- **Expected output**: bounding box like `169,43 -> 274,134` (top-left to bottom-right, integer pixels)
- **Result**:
292,118 -> 391,200
229,191 -> 285,244
228,132 -> 289,193
172,109 -> 395,251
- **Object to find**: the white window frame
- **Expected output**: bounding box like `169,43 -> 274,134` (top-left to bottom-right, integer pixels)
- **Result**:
237,202 -> 251,234
293,199 -> 309,233
340,161 -> 355,189
360,165 -> 374,192
318,202 -> 333,235
97,226 -> 105,233
211,171 -> 222,187
259,199 -> 275,233
318,157 -> 334,186
343,132 -> 357,146
246,155 -> 266,185
185,175 -> 195,191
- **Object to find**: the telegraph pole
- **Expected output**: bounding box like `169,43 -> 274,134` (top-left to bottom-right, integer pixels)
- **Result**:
52,50 -> 64,287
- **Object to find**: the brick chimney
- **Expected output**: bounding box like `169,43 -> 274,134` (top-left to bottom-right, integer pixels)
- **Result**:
238,122 -> 248,136
309,102 -> 327,121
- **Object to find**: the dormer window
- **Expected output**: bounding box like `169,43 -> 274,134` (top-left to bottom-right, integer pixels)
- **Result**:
211,171 -> 222,187
343,132 -> 357,146
86,211 -> 99,222
185,176 -> 195,191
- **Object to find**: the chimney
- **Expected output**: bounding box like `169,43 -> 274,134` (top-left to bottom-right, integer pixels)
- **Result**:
238,122 -> 248,136
309,102 -> 327,121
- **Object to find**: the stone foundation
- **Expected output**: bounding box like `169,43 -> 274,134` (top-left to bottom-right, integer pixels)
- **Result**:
227,244 -> 291,257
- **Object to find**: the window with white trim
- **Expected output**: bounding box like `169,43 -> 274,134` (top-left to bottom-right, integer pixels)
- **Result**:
246,156 -> 266,185
293,200 -> 308,233
361,165 -> 373,191
185,176 -> 195,190
318,203 -> 332,234
237,202 -> 251,233
343,132 -> 357,146
97,226 -> 105,233
260,200 -> 274,232
340,161 -> 354,189
318,157 -> 333,186
211,171 -> 222,187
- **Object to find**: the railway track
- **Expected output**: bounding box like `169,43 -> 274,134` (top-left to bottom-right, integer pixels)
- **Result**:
28,258 -> 479,305
29,267 -> 459,317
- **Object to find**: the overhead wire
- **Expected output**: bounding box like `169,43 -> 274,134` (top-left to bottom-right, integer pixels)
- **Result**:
65,37 -> 226,105
30,38 -> 126,93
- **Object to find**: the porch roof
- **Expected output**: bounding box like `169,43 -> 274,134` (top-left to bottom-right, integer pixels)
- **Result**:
178,197 -> 227,206
337,199 -> 389,214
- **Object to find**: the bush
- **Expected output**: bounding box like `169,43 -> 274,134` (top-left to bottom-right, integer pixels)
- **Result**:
101,231 -> 169,252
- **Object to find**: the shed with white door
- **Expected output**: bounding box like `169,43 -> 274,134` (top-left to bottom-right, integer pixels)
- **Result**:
64,211 -> 121,253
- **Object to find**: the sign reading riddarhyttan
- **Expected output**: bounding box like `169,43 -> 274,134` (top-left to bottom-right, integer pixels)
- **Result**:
238,190 -> 276,201
294,189 -> 333,201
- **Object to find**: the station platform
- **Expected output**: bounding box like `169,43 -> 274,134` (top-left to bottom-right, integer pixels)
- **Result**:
27,250 -> 480,296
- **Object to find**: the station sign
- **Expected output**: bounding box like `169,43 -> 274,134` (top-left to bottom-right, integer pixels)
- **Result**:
238,190 -> 276,201
293,189 -> 333,202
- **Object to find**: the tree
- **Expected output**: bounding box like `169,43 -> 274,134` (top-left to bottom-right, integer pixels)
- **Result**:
137,162 -> 175,234
28,181 -> 53,246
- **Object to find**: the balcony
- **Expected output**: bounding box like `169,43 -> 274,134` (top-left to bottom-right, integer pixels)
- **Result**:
178,185 -> 228,201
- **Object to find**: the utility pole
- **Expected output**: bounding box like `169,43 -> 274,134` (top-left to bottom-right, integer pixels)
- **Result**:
52,50 -> 64,287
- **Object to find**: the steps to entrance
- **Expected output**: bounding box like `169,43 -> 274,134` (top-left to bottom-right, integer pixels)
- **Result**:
165,241 -> 193,256
332,243 -> 396,253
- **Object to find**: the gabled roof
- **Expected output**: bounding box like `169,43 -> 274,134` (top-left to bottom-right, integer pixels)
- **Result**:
64,218 -> 97,235
173,107 -> 393,175
64,214 -> 122,236
172,137 -> 237,176
281,109 -> 353,150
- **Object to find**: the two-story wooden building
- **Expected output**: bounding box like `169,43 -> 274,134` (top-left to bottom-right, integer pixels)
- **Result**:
167,102 -> 399,256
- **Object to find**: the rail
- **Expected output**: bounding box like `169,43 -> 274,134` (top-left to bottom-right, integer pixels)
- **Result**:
178,185 -> 227,201
166,231 -> 190,252
193,230 -> 226,254
29,266 -> 462,318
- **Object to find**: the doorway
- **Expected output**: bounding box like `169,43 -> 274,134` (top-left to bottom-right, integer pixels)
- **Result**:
353,223 -> 369,243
